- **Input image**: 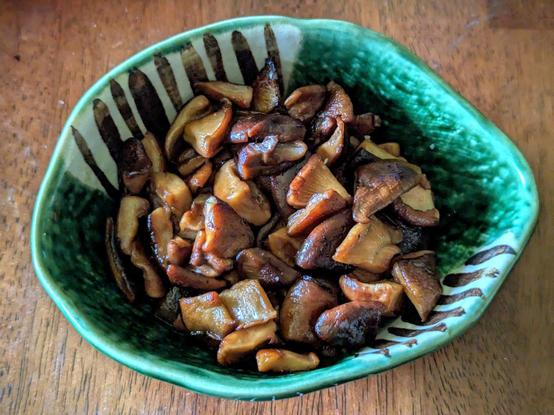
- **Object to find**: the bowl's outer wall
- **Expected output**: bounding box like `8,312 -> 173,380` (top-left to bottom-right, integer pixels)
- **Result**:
31,16 -> 538,400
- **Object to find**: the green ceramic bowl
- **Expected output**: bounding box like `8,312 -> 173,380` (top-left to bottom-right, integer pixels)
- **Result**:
31,16 -> 539,400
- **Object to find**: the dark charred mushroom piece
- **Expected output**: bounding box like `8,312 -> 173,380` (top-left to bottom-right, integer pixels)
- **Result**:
267,226 -> 304,266
392,177 -> 440,227
314,301 -> 382,348
392,250 -> 441,322
311,81 -> 354,142
105,217 -> 136,302
179,291 -> 236,340
167,264 -> 227,290
147,206 -> 174,268
377,211 -> 430,254
284,84 -> 326,122
296,209 -> 354,271
353,160 -> 421,223
256,349 -> 319,373
316,117 -> 345,166
339,275 -> 404,316
252,57 -> 281,113
120,138 -> 152,194
217,321 -> 278,365
287,189 -> 348,237
202,196 -> 254,259
130,240 -> 166,298
228,113 -> 306,144
280,276 -> 338,345
349,112 -> 382,136
236,248 -> 300,288
194,81 -> 253,109
116,196 -> 150,256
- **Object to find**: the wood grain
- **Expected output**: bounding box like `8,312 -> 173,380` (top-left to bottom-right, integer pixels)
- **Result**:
1,0 -> 552,413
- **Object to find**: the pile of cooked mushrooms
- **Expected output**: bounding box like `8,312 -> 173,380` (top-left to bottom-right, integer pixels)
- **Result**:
105,58 -> 442,373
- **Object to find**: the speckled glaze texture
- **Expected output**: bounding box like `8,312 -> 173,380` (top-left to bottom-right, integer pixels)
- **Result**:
31,16 -> 538,400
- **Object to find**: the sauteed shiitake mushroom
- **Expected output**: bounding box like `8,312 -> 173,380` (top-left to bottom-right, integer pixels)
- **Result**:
105,58 -> 442,373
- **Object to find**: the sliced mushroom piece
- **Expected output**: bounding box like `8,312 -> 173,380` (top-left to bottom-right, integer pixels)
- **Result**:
252,57 -> 280,113
195,81 -> 253,109
202,196 -> 254,259
155,286 -> 189,327
355,137 -> 399,161
296,209 -> 354,271
256,214 -> 281,248
219,279 -> 277,329
236,136 -> 307,180
284,84 -> 326,122
165,95 -> 211,161
142,132 -> 166,173
116,196 -> 150,255
179,193 -> 209,238
256,349 -> 319,373
353,160 -> 421,223
186,160 -> 213,194
333,217 -> 401,273
105,217 -> 136,302
287,154 -> 351,208
267,226 -> 304,266
378,142 -> 401,157
316,117 -> 345,166
236,248 -> 300,288
392,250 -> 441,322
179,291 -> 236,340
280,276 -> 338,345
378,211 -> 430,255
393,179 -> 440,227
184,100 -> 233,157
217,320 -> 278,365
167,264 -> 227,290
147,206 -> 174,268
349,112 -> 381,136
350,268 -> 382,283
287,190 -> 348,237
130,240 -> 166,298
189,229 -> 207,267
213,160 -> 272,226
151,172 -> 192,219
314,301 -> 382,348
177,150 -> 207,177
339,275 -> 404,316
311,81 -> 354,141
228,113 -> 306,144
120,138 -> 152,194
167,236 -> 193,266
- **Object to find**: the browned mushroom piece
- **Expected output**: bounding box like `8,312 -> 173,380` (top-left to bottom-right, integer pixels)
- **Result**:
391,250 -> 441,322
213,160 -> 272,226
186,161 -> 213,194
287,190 -> 348,237
314,301 -> 382,348
204,253 -> 234,275
147,206 -> 174,268
287,155 -> 351,208
151,172 -> 192,219
311,81 -> 354,141
179,291 -> 236,340
167,236 -> 193,266
353,160 -> 421,223
393,176 -> 440,227
236,248 -> 300,288
378,142 -> 401,157
280,276 -> 338,345
194,81 -> 253,109
219,279 -> 277,329
349,112 -> 381,136
165,95 -> 212,161
252,57 -> 281,113
202,196 -> 254,259
120,138 -> 152,194
267,227 -> 304,266
339,275 -> 404,316
177,148 -> 208,177
256,349 -> 319,373
184,100 -> 233,157
256,214 -> 281,248
296,209 -> 354,271
189,230 -> 207,266
179,193 -> 209,239
284,84 -> 326,122
116,196 -> 150,256
155,286 -> 189,327
228,113 -> 306,144
167,264 -> 227,290
350,268 -> 382,283
236,136 -> 308,180
333,217 -> 402,273
217,321 -> 278,365
316,117 -> 345,166
105,217 -> 136,302
142,132 -> 166,173
129,240 -> 166,298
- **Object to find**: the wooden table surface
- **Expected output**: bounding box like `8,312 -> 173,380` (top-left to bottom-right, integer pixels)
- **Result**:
1,0 -> 553,414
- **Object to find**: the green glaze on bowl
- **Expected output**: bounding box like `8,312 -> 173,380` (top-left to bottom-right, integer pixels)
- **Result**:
31,16 -> 539,400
